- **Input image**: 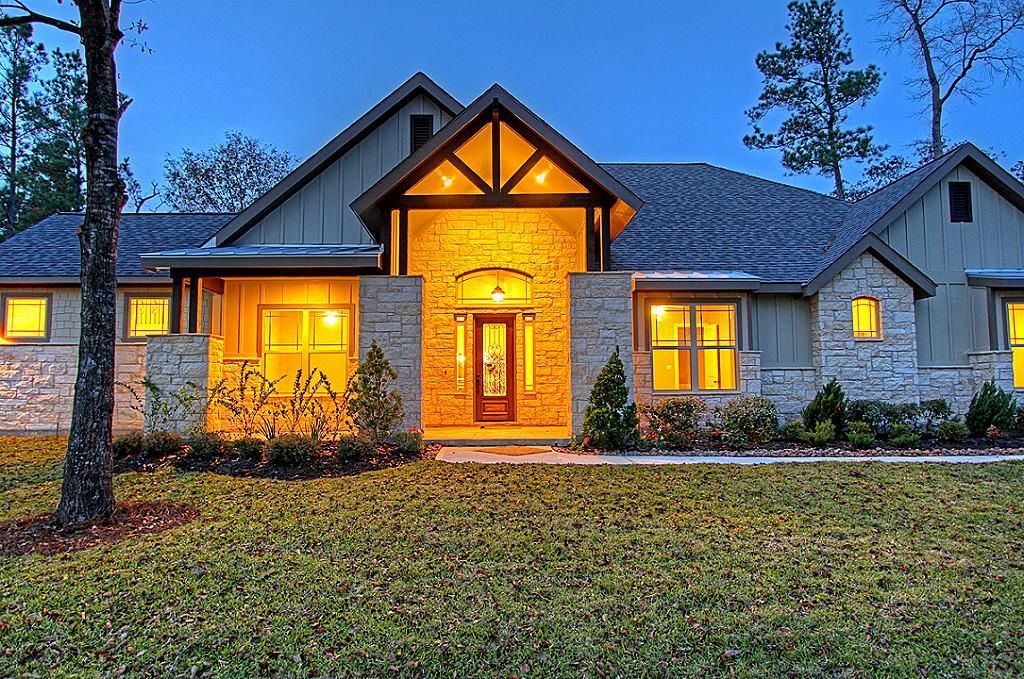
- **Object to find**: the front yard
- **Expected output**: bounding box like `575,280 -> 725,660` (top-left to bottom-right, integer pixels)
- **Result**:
2,437 -> 1023,676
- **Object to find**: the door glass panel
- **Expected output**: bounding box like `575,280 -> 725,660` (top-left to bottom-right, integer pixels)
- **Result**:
482,322 -> 507,397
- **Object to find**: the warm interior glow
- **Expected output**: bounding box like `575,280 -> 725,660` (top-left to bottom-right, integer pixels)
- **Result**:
454,123 -> 494,188
262,307 -> 349,391
455,315 -> 466,390
1008,303 -> 1024,389
406,160 -> 483,195
4,297 -> 47,338
510,157 -> 587,194
128,297 -> 170,338
456,269 -> 532,306
852,296 -> 881,339
651,303 -> 737,392
490,285 -> 506,303
320,310 -> 340,327
498,122 -> 536,187
524,314 -> 535,393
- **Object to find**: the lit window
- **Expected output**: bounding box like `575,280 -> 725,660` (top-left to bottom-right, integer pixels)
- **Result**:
651,303 -> 737,392
261,307 -> 350,392
524,313 -> 535,393
3,296 -> 48,339
455,269 -> 533,306
1007,303 -> 1024,389
455,314 -> 467,390
127,297 -> 169,338
852,296 -> 881,339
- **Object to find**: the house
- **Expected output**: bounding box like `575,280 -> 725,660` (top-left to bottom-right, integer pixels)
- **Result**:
2,73 -> 1023,441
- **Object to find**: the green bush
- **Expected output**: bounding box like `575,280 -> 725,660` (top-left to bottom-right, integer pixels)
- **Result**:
638,397 -> 706,449
779,420 -> 808,442
112,431 -> 144,459
846,421 -> 876,449
336,434 -> 375,462
889,423 -> 922,449
846,400 -> 919,436
965,380 -> 1016,437
143,430 -> 183,456
232,437 -> 266,460
936,420 -> 969,443
919,399 -> 953,433
802,379 -> 847,434
715,396 -> 778,447
186,430 -> 228,460
346,341 -> 404,446
267,434 -> 318,465
802,420 -> 836,446
580,350 -> 639,450
392,429 -> 424,455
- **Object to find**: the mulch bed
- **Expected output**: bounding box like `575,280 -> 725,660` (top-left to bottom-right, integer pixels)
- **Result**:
0,501 -> 196,557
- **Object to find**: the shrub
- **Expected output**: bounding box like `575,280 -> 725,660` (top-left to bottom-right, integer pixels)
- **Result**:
112,431 -> 144,459
780,420 -> 808,442
392,428 -> 424,455
336,434 -> 375,462
715,396 -> 778,448
580,350 -> 639,450
232,436 -> 266,460
187,430 -> 228,460
919,399 -> 953,433
846,400 -> 919,436
803,420 -> 836,446
936,420 -> 969,443
846,421 -> 876,449
347,341 -> 404,446
889,423 -> 922,449
965,380 -> 1016,436
802,379 -> 847,434
143,430 -> 183,456
267,434 -> 318,465
638,397 -> 706,449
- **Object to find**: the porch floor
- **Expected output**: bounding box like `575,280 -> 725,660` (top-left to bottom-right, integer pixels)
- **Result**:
423,424 -> 571,446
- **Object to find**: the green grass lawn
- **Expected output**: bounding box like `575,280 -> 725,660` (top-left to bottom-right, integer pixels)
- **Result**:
2,438 -> 1023,677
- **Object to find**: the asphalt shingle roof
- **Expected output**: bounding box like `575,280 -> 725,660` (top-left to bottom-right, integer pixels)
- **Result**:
0,212 -> 234,278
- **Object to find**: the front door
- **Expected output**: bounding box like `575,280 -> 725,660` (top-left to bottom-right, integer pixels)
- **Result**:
474,314 -> 515,421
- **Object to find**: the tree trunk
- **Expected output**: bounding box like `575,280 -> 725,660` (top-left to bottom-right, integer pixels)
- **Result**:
54,0 -> 124,528
930,96 -> 944,159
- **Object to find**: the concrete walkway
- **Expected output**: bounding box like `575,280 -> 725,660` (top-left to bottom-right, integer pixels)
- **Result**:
437,447 -> 1024,465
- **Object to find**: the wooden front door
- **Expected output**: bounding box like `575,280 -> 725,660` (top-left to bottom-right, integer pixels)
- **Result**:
474,314 -> 515,421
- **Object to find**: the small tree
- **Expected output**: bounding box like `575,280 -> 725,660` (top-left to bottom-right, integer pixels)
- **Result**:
580,349 -> 638,450
965,380 -> 1016,436
802,378 -> 847,435
346,340 -> 403,446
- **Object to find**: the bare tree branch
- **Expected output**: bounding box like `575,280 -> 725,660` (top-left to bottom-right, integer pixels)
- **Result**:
0,1 -> 81,34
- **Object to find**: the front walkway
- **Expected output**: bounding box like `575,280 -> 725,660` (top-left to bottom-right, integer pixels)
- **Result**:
437,447 -> 1024,465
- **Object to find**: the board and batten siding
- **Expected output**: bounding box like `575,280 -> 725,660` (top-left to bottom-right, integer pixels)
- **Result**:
236,94 -> 453,246
751,294 -> 813,367
879,164 -> 1024,366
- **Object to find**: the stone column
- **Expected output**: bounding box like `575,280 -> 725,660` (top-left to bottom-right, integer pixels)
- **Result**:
143,334 -> 223,434
569,272 -> 634,433
359,276 -> 423,431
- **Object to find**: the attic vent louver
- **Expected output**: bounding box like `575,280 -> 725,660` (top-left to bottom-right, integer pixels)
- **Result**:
410,114 -> 434,153
949,181 -> 973,223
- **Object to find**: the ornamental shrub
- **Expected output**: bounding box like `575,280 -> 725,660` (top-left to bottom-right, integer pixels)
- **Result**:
112,431 -> 144,459
919,399 -> 953,433
186,430 -> 229,460
780,420 -> 808,442
965,380 -> 1016,437
232,436 -> 266,460
845,421 -> 876,449
846,400 -> 919,436
715,396 -> 778,448
802,379 -> 847,434
889,423 -> 922,449
803,420 -> 836,446
936,420 -> 969,443
346,341 -> 403,446
336,434 -> 375,462
392,428 -> 425,455
580,350 -> 639,450
267,434 -> 318,465
143,430 -> 183,456
638,397 -> 706,449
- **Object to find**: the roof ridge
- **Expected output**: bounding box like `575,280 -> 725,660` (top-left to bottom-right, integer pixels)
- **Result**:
848,143 -> 967,205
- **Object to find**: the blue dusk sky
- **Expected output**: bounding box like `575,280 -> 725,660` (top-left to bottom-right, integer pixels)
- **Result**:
32,0 -> 1024,200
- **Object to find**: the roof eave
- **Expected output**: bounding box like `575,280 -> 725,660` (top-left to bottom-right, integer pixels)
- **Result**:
803,234 -> 937,299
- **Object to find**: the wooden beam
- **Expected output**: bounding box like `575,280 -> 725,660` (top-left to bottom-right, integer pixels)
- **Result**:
169,274 -> 183,334
398,208 -> 409,275
446,152 -> 492,195
381,207 -> 393,275
501,149 -> 544,194
585,205 -> 596,271
392,193 -> 601,210
491,103 -> 500,193
187,275 -> 201,333
600,204 -> 612,271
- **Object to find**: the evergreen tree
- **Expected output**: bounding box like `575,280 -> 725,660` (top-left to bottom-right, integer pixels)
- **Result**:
345,340 -> 403,445
745,0 -> 883,200
580,350 -> 639,451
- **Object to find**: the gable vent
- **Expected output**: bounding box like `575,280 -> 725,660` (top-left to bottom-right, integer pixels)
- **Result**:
949,181 -> 973,223
410,114 -> 434,153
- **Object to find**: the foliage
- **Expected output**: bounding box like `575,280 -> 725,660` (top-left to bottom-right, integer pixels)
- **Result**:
231,437 -> 266,460
336,434 -> 375,462
580,350 -> 639,450
346,341 -> 404,446
919,399 -> 954,433
802,378 -> 847,434
267,434 -> 318,465
163,131 -> 296,212
846,400 -> 919,436
392,428 -> 425,456
966,380 -> 1016,437
802,420 -> 837,446
1014,160 -> 1024,183
846,153 -> 917,200
638,397 -> 707,449
142,431 -> 183,456
744,0 -> 883,199
111,431 -> 143,459
118,157 -> 159,212
936,420 -> 970,443
186,430 -> 228,460
780,420 -> 808,442
889,423 -> 922,449
210,361 -> 285,439
120,378 -> 209,435
714,396 -> 779,447
845,420 -> 876,449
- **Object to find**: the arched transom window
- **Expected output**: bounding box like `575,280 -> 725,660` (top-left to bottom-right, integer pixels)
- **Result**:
455,269 -> 533,306
852,296 -> 881,339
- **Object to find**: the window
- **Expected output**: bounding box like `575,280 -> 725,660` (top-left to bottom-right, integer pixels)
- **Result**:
1007,302 -> 1024,389
410,114 -> 434,153
455,314 -> 467,390
126,296 -> 169,338
455,269 -> 533,306
852,296 -> 881,339
261,307 -> 350,392
2,295 -> 49,339
650,303 -> 738,392
949,181 -> 973,223
523,313 -> 535,393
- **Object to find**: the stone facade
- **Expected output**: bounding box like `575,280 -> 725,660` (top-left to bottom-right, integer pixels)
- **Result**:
359,276 -> 422,431
569,272 -> 633,432
143,334 -> 224,434
761,367 -> 818,422
916,351 -> 1016,414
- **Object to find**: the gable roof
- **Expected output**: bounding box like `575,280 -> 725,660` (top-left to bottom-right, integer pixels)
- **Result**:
0,212 -> 234,282
351,83 -> 643,240
211,72 -> 463,247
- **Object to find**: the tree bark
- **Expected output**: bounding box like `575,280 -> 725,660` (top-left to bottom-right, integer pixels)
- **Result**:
53,0 -> 124,528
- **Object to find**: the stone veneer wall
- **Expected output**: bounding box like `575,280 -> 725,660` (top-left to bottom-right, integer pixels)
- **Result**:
143,334 -> 224,434
0,343 -> 146,434
916,351 -> 1016,414
761,367 -> 818,422
359,276 -> 422,431
810,252 -> 919,402
570,272 -> 634,432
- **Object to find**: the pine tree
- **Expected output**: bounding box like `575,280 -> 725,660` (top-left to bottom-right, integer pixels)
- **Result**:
580,349 -> 639,450
345,340 -> 403,445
